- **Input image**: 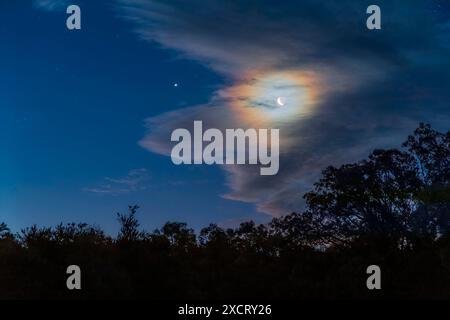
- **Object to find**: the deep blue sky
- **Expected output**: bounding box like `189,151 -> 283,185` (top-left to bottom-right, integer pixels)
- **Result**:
1,0 -> 450,234
1,1 -> 263,233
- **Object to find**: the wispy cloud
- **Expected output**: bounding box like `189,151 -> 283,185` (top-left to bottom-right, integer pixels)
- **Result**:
116,0 -> 450,216
83,168 -> 150,195
33,0 -> 69,11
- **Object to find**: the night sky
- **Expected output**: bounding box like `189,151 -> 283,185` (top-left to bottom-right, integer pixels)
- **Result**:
1,0 -> 450,233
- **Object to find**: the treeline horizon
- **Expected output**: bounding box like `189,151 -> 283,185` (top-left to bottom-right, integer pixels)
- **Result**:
1,123 -> 450,299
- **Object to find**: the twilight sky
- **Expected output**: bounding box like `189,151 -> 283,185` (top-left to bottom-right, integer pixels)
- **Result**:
1,0 -> 450,233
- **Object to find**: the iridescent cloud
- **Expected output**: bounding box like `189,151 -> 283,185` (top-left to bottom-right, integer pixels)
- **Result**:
117,0 -> 450,216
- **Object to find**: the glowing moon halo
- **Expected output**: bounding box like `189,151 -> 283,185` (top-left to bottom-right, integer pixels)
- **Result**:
276,96 -> 286,107
226,70 -> 322,125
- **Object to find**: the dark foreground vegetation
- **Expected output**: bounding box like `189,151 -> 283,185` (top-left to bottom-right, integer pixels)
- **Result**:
1,124 -> 450,299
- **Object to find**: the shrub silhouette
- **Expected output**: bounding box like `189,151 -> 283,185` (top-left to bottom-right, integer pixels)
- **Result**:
1,123 -> 450,299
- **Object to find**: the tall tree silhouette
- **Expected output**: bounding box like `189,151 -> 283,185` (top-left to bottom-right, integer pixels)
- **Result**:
302,123 -> 450,247
117,205 -> 141,242
403,123 -> 450,236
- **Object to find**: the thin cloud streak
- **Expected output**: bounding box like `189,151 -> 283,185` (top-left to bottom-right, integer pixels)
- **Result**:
33,0 -> 69,11
83,168 -> 150,196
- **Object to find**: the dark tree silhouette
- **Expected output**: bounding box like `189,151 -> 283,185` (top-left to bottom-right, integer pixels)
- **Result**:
0,222 -> 9,237
1,123 -> 450,299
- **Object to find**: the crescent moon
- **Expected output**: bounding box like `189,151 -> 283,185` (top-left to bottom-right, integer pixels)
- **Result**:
276,97 -> 285,107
